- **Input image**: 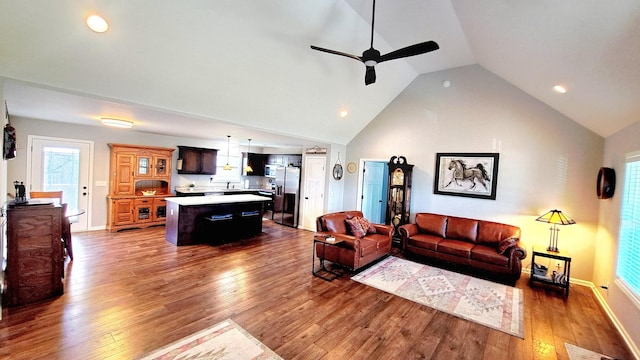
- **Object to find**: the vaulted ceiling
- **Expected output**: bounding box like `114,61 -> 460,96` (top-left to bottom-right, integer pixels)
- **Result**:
1,1 -> 639,147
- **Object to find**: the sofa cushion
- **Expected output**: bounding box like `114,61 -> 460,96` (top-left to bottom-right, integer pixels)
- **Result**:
322,213 -> 350,234
497,237 -> 519,254
407,233 -> 442,251
471,245 -> 510,266
357,217 -> 377,234
446,217 -> 479,243
345,217 -> 366,237
347,215 -> 377,235
415,213 -> 447,237
438,239 -> 474,258
359,238 -> 378,257
477,221 -> 521,246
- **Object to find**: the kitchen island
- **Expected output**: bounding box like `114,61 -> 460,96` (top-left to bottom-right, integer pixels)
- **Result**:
165,194 -> 271,246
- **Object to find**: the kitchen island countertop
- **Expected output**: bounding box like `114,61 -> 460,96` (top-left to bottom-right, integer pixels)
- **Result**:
165,194 -> 271,206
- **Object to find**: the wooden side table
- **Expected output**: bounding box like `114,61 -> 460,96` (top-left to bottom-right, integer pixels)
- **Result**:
312,235 -> 345,281
530,247 -> 571,296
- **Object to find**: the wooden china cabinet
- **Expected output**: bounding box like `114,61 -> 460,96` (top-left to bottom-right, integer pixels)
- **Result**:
107,143 -> 174,231
386,156 -> 413,243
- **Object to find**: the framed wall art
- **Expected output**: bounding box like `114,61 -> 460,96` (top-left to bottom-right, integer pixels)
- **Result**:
433,153 -> 499,200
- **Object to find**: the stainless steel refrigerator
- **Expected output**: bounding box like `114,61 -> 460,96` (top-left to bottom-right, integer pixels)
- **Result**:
274,166 -> 300,227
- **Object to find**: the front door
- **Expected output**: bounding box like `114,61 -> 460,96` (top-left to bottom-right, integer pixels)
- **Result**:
28,136 -> 92,231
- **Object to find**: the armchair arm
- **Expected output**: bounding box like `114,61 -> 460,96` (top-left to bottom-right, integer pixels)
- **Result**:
373,224 -> 393,239
314,231 -> 332,238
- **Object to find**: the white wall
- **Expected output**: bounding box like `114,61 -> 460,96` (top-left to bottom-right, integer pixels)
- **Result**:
596,120 -> 640,353
1,79 -> 6,207
344,65 -> 604,282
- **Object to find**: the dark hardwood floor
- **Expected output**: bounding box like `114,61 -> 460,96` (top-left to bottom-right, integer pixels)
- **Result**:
0,221 -> 634,359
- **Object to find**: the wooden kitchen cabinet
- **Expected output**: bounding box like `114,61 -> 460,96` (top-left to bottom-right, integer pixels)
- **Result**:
3,203 -> 63,307
243,152 -> 269,176
177,146 -> 217,175
113,153 -> 136,195
110,198 -> 135,225
107,143 -> 174,231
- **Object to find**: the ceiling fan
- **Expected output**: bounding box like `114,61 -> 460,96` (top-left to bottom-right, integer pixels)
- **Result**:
310,0 -> 439,85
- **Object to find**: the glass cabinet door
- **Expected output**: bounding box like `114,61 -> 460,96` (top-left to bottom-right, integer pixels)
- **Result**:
155,157 -> 168,176
137,156 -> 150,176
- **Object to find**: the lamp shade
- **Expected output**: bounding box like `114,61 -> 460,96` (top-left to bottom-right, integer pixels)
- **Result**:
224,135 -> 232,170
244,138 -> 253,173
536,209 -> 576,225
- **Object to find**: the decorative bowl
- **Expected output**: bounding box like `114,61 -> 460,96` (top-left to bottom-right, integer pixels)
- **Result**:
141,190 -> 156,196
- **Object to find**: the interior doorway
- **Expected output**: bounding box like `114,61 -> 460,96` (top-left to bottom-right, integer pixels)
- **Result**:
27,136 -> 93,231
359,160 -> 388,224
301,156 -> 326,231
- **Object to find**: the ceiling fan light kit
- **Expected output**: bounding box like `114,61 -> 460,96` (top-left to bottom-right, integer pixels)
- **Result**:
311,0 -> 439,85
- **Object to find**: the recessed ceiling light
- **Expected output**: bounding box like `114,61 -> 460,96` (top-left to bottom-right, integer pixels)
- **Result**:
101,118 -> 133,128
553,84 -> 567,94
339,110 -> 349,118
87,15 -> 109,33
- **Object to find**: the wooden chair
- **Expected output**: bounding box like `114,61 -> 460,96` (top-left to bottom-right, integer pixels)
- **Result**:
30,191 -> 73,260
30,191 -> 63,203
61,203 -> 74,260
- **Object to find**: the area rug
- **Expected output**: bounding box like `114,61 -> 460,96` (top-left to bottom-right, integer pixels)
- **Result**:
565,343 -> 615,360
140,319 -> 282,360
351,256 -> 524,338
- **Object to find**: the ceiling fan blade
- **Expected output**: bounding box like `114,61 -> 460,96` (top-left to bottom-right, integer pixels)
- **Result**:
364,66 -> 376,85
378,41 -> 439,63
310,45 -> 362,62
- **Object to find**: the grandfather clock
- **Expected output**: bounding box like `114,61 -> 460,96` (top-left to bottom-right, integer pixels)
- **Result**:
386,156 -> 413,242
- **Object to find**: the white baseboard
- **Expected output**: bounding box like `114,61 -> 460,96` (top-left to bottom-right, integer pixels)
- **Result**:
587,281 -> 640,360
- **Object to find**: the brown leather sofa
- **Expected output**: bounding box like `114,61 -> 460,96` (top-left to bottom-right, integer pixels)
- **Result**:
398,213 -> 527,284
315,210 -> 393,271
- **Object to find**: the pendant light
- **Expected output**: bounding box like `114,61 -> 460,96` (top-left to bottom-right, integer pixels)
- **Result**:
244,139 -> 254,173
223,135 -> 232,171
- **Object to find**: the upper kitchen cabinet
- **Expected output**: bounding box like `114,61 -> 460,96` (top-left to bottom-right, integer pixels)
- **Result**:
243,153 -> 269,176
267,154 -> 302,167
108,144 -> 174,196
177,146 -> 218,175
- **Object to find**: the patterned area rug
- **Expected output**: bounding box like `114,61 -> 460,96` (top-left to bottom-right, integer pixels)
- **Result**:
140,319 -> 282,360
565,343 -> 614,360
352,256 -> 524,338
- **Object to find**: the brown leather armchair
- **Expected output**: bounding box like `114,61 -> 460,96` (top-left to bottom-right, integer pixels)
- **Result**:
315,211 -> 393,271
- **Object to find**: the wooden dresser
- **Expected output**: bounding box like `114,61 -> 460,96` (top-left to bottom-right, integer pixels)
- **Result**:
3,203 -> 63,307
107,143 -> 175,231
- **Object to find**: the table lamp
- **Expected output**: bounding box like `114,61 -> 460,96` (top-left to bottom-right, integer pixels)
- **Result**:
536,209 -> 575,252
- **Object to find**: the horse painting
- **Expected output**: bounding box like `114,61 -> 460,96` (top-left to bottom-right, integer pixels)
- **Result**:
445,159 -> 490,190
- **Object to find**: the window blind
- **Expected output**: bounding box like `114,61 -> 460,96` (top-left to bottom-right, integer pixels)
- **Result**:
616,151 -> 640,300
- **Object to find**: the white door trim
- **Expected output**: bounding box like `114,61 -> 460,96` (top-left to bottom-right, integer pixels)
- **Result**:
26,135 -> 94,231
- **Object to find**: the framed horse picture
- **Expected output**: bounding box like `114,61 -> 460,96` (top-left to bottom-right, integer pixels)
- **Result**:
433,153 -> 500,200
